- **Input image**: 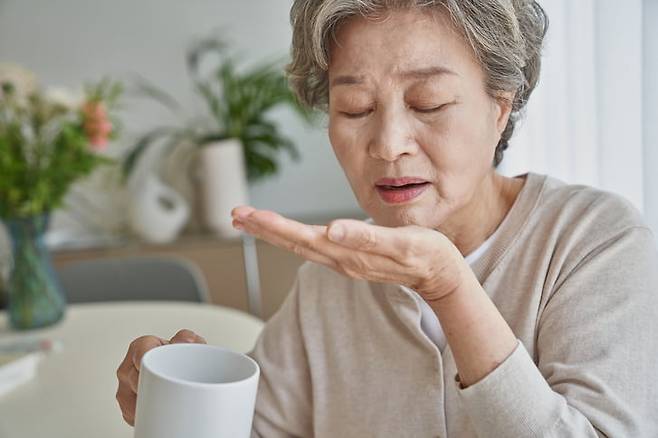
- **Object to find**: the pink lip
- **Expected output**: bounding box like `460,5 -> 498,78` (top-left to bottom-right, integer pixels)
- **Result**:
374,177 -> 430,204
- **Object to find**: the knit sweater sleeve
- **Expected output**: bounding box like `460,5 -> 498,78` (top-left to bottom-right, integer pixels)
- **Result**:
248,273 -> 312,438
455,226 -> 658,437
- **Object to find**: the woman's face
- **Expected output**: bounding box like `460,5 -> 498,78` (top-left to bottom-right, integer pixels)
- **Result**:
327,8 -> 512,229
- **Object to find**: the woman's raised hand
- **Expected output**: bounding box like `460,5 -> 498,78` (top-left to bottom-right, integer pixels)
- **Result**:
231,206 -> 471,302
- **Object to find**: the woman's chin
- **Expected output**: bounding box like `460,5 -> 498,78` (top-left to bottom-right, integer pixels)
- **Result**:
368,205 -> 444,229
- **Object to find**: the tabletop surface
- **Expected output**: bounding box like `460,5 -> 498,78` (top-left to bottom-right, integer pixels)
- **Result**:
0,302 -> 264,438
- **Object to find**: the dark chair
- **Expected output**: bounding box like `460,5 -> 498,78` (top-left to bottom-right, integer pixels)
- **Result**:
56,256 -> 210,304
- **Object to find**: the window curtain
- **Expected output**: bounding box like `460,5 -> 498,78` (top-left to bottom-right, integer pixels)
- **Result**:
499,0 -> 655,234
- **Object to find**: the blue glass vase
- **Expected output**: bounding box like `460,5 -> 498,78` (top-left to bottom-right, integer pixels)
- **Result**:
5,215 -> 66,330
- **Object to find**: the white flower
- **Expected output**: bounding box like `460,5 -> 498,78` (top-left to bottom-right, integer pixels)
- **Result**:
45,86 -> 84,110
0,63 -> 38,102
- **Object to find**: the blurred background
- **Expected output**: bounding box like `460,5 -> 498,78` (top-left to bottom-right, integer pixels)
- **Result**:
1,4 -> 655,436
0,0 -> 656,320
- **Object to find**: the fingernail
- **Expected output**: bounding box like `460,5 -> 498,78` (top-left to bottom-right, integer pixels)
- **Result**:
328,224 -> 345,242
233,206 -> 255,220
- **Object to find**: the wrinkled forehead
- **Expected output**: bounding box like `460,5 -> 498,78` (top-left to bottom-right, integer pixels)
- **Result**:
326,8 -> 477,84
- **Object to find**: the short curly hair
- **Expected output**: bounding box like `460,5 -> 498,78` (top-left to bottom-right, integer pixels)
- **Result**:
287,0 -> 548,166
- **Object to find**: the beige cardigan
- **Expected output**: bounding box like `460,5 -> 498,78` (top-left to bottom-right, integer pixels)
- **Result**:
249,173 -> 658,437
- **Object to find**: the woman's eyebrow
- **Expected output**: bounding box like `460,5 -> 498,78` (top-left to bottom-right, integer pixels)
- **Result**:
330,75 -> 365,88
400,66 -> 458,80
330,65 -> 457,88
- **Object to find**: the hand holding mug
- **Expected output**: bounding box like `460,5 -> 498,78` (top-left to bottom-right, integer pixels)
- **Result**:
115,329 -> 207,426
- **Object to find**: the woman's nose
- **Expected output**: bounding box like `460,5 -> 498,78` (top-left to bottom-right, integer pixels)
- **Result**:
368,109 -> 418,162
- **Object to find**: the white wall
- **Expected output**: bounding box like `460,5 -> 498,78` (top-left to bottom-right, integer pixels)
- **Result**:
595,0 -> 645,211
0,0 -> 655,235
501,0 -> 648,217
0,0 -> 361,223
644,0 -> 658,236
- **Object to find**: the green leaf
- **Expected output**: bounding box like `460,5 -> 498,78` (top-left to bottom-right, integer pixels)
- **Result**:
186,36 -> 229,82
129,74 -> 182,115
122,33 -> 316,184
121,127 -> 177,180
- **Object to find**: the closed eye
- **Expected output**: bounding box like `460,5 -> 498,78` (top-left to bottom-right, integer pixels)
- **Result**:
340,110 -> 373,119
413,103 -> 450,114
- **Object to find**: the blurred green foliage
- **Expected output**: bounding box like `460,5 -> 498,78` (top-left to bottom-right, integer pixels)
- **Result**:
123,35 -> 314,183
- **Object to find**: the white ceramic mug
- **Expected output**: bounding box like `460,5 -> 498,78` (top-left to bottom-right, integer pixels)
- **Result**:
133,343 -> 260,438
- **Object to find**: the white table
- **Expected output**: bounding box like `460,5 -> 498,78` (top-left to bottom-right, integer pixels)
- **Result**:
0,302 -> 264,438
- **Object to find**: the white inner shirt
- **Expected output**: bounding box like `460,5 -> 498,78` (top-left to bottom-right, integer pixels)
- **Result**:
403,231 -> 497,352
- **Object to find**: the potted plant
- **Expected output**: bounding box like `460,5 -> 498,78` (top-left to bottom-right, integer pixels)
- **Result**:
0,63 -> 122,329
122,36 -> 313,237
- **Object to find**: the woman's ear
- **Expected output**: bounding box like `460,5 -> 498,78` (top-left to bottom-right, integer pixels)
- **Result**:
493,91 -> 514,136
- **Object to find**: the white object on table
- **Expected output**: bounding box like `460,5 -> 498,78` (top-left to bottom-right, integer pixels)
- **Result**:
127,174 -> 190,244
197,139 -> 249,239
134,344 -> 260,438
0,352 -> 43,398
0,302 -> 264,438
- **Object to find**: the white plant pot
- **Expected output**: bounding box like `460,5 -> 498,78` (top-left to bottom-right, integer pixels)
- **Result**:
197,139 -> 249,238
128,175 -> 190,244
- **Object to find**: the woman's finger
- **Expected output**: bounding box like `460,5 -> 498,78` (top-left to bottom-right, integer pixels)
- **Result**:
130,336 -> 168,371
237,208 -> 436,264
125,365 -> 139,394
235,218 -> 338,268
232,208 -> 452,289
327,219 -> 431,260
236,215 -> 417,285
169,329 -> 207,345
235,209 -> 350,263
116,385 -> 137,426
233,210 -> 336,261
231,205 -> 257,220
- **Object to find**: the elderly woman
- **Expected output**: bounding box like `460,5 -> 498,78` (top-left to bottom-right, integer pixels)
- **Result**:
116,0 -> 658,436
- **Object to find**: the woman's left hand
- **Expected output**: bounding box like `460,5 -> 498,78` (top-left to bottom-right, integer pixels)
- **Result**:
232,206 -> 470,302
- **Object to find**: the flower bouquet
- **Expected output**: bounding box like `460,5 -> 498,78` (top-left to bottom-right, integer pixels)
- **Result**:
0,63 -> 122,329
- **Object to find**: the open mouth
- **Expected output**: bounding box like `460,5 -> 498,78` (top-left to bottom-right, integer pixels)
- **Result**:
375,180 -> 430,204
378,182 -> 430,191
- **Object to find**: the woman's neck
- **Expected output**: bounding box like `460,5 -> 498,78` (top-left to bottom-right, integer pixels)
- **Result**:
440,171 -> 526,257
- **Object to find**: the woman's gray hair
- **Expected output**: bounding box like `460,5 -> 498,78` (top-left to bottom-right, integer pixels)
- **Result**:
287,0 -> 548,166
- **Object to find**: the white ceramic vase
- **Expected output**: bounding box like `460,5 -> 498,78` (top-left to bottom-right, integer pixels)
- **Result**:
128,175 -> 190,244
197,139 -> 249,238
